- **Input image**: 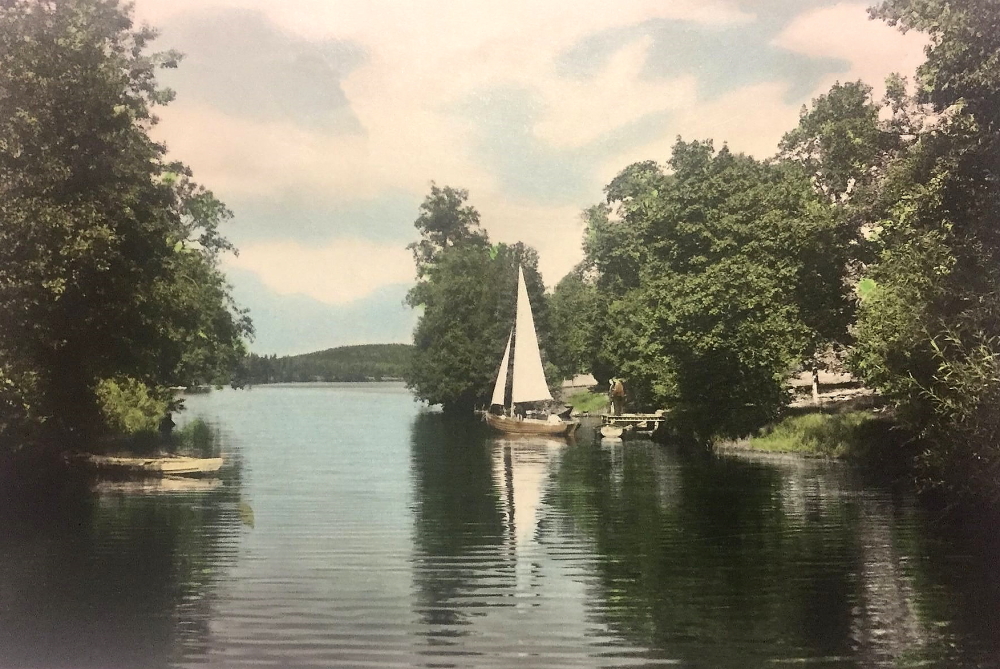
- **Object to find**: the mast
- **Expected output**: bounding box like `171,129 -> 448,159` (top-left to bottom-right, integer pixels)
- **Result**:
510,266 -> 552,404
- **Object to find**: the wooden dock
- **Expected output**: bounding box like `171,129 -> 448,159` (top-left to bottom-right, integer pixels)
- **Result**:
601,412 -> 667,433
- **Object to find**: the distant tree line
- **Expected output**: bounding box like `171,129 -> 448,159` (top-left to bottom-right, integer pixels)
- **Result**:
405,0 -> 1000,504
239,345 -> 413,384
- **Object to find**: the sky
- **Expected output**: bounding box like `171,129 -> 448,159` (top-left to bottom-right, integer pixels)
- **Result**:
131,0 -> 927,355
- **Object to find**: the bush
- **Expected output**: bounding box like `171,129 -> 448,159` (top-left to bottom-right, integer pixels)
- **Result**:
0,364 -> 41,450
95,377 -> 169,436
175,419 -> 215,458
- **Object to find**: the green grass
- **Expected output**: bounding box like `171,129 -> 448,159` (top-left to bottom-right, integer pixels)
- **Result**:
566,389 -> 608,414
743,410 -> 885,458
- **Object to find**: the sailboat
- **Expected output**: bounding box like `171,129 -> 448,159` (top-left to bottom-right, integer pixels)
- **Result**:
485,266 -> 579,437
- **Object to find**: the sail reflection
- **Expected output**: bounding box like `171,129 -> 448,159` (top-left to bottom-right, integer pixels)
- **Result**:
409,415 -> 618,664
492,437 -> 563,550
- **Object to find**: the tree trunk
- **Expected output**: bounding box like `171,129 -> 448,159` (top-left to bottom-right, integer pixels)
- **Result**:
812,367 -> 821,406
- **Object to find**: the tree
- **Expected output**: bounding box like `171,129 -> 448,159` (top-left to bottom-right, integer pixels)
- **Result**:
0,0 -> 251,445
778,81 -> 890,202
872,0 -> 1000,131
546,265 -> 605,380
403,186 -> 550,411
406,183 -> 489,277
586,140 -> 848,439
406,242 -> 548,412
850,0 -> 1000,501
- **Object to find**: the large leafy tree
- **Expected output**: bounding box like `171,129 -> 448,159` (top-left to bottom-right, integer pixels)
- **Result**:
404,186 -> 547,412
586,141 -> 848,439
849,0 -> 1000,499
779,81 -> 892,202
0,0 -> 251,445
546,265 -> 605,381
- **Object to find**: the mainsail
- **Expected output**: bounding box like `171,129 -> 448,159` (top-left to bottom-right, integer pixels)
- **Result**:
510,266 -> 552,403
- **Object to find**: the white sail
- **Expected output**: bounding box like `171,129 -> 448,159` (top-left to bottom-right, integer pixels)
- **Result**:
491,328 -> 513,406
511,266 -> 553,403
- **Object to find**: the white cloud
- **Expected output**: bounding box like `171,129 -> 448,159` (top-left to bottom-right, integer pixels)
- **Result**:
141,0 -> 749,203
140,0 -> 749,292
225,239 -> 414,304
153,101 -> 495,202
140,0 -> 930,304
601,3 -> 928,177
533,37 -> 699,149
773,2 -> 928,99
476,198 -> 587,287
599,80 -> 807,176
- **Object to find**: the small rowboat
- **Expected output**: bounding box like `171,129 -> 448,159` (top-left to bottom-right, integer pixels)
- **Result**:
600,425 -> 624,439
81,454 -> 223,475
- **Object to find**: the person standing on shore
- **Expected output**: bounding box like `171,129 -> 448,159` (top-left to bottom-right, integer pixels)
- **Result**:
610,378 -> 625,416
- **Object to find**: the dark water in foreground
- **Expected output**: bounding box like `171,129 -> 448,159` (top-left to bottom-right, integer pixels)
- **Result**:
2,383 -> 1000,668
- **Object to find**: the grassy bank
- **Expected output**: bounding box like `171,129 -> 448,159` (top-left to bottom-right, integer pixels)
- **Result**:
565,389 -> 608,414
718,408 -> 907,461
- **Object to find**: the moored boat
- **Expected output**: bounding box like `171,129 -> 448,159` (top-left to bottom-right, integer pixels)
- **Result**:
80,454 -> 224,475
486,266 -> 578,437
600,424 -> 625,439
485,412 -> 578,436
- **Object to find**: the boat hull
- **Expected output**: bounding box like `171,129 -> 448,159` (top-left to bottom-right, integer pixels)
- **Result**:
81,454 -> 224,476
485,413 -> 579,437
600,425 -> 624,439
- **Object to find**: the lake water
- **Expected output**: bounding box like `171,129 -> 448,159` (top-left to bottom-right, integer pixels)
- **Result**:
2,383 -> 999,668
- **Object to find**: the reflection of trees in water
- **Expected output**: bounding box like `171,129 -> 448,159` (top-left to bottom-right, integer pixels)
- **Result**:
0,458 -> 243,669
871,503 -> 1000,665
848,492 -> 929,665
408,412 -> 509,632
409,412 -> 579,660
550,443 -> 950,666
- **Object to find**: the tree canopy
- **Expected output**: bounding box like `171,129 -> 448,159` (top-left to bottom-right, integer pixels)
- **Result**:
0,0 -> 251,445
406,183 -> 489,278
845,0 -> 1000,500
574,141 -> 849,439
404,186 -> 550,412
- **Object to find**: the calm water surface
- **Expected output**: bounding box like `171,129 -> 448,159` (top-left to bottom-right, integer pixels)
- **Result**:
2,383 -> 1000,668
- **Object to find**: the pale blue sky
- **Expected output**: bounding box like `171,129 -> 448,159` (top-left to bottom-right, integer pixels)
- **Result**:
135,0 -> 926,354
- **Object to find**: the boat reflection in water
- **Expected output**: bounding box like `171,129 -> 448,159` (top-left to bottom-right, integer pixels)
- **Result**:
491,437 -> 563,551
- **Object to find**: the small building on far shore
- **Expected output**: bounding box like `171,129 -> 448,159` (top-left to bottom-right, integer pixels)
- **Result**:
561,374 -> 597,389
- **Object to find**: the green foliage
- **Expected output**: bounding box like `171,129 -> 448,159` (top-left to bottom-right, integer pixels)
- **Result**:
779,81 -> 892,201
872,0 -> 1000,130
565,389 -> 607,414
846,0 -> 1000,503
406,239 -> 549,412
746,410 -> 887,458
239,344 -> 413,384
546,268 -> 605,379
175,418 -> 215,457
584,140 -> 850,439
404,187 -> 550,412
406,183 -> 489,277
0,0 -> 251,446
95,377 -> 169,436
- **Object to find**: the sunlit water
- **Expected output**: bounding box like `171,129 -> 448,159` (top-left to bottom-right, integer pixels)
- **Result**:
2,383 -> 999,668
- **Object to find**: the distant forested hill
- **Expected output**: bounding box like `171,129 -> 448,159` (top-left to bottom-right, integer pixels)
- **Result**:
240,344 -> 413,384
